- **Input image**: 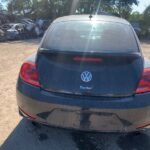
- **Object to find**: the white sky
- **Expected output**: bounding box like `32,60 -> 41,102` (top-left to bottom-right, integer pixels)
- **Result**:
132,0 -> 150,13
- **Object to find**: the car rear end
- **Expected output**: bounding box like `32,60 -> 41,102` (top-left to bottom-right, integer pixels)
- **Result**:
17,16 -> 150,132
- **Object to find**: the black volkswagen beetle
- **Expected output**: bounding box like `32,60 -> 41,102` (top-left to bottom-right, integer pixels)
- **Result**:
17,15 -> 150,132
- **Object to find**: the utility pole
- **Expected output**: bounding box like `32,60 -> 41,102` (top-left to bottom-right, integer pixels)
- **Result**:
11,0 -> 14,15
70,0 -> 80,15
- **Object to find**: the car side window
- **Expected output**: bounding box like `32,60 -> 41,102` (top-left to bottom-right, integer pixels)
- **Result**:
15,25 -> 19,30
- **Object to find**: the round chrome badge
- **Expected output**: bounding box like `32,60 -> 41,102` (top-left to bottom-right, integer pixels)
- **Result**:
81,71 -> 92,82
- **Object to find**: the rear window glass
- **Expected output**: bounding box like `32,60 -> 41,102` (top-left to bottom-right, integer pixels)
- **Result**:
42,21 -> 138,53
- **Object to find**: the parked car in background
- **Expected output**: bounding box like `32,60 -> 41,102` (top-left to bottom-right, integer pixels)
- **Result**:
1,23 -> 25,40
21,18 -> 47,37
131,22 -> 142,38
21,18 -> 35,32
0,18 -> 50,41
0,29 -> 5,41
148,27 -> 150,35
0,23 -> 13,31
6,23 -> 25,40
17,15 -> 150,132
35,19 -> 51,32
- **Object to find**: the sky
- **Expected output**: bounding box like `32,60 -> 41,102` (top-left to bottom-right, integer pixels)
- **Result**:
132,0 -> 150,13
0,0 -> 150,13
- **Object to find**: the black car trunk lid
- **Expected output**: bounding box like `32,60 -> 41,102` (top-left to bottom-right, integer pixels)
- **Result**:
37,50 -> 143,97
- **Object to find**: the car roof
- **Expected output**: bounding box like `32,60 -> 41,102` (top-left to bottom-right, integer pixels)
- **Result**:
53,15 -> 130,25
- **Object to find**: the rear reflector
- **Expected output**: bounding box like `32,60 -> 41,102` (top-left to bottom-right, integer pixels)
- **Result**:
136,68 -> 150,94
136,123 -> 150,129
73,56 -> 103,62
19,107 -> 37,120
20,61 -> 40,87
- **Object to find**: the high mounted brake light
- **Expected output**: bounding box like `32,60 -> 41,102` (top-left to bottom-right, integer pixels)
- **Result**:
73,56 -> 103,62
20,61 -> 40,87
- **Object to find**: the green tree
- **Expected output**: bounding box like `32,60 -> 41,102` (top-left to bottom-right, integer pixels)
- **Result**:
6,0 -> 139,20
144,5 -> 150,27
72,0 -> 139,19
7,0 -> 29,15
6,0 -> 73,19
129,11 -> 143,21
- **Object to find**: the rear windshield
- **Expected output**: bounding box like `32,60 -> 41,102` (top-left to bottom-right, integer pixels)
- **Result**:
42,21 -> 138,53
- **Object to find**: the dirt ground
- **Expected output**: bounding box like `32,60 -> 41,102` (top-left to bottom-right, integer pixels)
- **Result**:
0,39 -> 150,150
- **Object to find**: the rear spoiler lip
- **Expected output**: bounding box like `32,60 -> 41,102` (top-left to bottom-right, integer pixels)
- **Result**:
38,48 -> 141,56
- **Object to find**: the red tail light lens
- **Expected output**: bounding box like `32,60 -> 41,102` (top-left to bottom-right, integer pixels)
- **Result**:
73,57 -> 103,62
20,61 -> 40,87
136,68 -> 150,94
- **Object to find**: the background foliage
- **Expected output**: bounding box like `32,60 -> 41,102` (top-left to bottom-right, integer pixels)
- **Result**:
3,0 -> 139,19
0,0 -> 149,36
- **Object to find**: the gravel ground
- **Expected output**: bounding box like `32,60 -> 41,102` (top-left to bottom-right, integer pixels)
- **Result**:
0,39 -> 150,150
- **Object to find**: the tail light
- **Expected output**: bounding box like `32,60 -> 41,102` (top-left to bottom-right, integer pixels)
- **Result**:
20,61 -> 40,87
73,56 -> 103,62
19,107 -> 37,120
136,68 -> 150,94
136,123 -> 150,129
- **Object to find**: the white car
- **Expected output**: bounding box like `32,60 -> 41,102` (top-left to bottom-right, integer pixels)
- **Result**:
21,19 -> 35,31
3,23 -> 25,40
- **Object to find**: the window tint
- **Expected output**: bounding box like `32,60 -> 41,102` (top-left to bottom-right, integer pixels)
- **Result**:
42,21 -> 138,53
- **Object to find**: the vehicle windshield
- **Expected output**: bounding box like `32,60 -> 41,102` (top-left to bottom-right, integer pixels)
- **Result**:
42,21 -> 138,53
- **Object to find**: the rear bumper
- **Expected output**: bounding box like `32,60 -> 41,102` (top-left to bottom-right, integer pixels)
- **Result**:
17,79 -> 150,132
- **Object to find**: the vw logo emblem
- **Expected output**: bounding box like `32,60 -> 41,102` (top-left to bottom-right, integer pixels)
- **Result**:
81,71 -> 92,82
